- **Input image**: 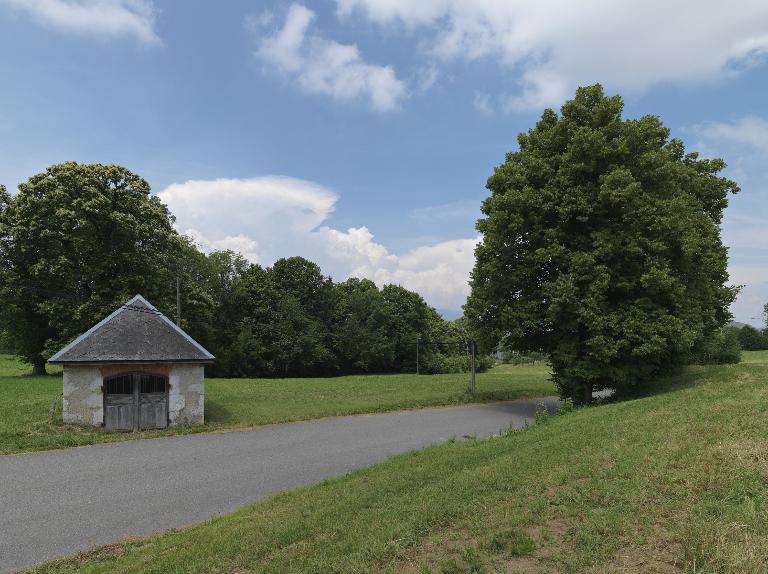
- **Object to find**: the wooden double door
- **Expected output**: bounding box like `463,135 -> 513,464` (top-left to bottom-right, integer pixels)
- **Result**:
104,373 -> 169,431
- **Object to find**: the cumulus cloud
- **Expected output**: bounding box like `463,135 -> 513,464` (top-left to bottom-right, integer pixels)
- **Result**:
335,235 -> 480,309
158,176 -> 477,311
1,0 -> 160,45
158,176 -> 338,264
690,116 -> 768,157
185,229 -> 261,264
318,227 -> 479,309
336,0 -> 768,109
253,3 -> 407,111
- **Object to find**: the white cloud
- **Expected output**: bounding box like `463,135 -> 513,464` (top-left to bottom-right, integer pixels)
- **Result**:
185,229 -> 261,264
472,92 -> 493,116
319,226 -> 397,270
158,176 -> 477,310
339,235 -> 480,309
1,0 -> 160,45
158,176 -> 338,264
691,116 -> 768,157
254,3 -> 407,111
337,0 -> 768,109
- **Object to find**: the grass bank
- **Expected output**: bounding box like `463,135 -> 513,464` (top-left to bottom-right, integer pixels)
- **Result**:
30,351 -> 768,573
0,356 -> 554,455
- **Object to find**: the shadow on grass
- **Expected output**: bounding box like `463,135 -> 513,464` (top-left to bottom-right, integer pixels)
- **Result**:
599,361 -> 747,406
204,399 -> 235,424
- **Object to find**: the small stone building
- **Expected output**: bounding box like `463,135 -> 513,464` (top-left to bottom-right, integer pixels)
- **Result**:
48,295 -> 214,431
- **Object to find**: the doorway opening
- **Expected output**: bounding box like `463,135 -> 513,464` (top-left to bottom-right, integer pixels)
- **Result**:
103,373 -> 169,431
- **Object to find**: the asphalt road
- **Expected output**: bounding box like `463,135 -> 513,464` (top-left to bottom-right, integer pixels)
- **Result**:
0,397 -> 561,573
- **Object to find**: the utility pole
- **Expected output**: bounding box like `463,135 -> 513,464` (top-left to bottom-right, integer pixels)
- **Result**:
416,335 -> 420,375
176,272 -> 181,327
468,339 -> 476,395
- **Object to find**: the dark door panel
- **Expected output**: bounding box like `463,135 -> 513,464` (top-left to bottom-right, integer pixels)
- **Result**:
105,395 -> 135,432
104,373 -> 169,431
139,393 -> 168,429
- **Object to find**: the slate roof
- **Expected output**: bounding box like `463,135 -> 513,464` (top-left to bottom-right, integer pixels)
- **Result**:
48,295 -> 214,364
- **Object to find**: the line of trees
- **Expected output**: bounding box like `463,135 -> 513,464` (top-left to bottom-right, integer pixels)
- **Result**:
735,313 -> 768,351
179,251 -> 483,377
0,162 -> 481,377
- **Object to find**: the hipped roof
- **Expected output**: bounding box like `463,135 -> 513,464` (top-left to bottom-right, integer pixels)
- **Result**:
48,295 -> 214,364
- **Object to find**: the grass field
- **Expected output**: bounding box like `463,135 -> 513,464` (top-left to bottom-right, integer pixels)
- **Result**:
29,351 -> 768,573
0,355 -> 555,455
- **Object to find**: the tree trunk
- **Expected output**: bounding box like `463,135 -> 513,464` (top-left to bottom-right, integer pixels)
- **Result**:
32,361 -> 47,376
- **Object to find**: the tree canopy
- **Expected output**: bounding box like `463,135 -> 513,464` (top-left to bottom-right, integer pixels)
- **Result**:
736,325 -> 768,351
0,162 -> 479,377
465,85 -> 739,403
0,162 -> 185,374
194,256 -> 474,378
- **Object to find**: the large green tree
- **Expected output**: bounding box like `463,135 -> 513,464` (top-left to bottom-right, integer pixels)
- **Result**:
331,278 -> 395,373
176,248 -> 251,367
210,257 -> 337,377
466,85 -> 738,403
380,284 -> 436,372
0,162 -> 183,374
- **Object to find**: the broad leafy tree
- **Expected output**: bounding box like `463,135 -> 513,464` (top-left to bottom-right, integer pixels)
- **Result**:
0,162 -> 183,374
380,284 -> 435,372
179,248 -> 251,365
332,278 -> 395,373
211,257 -> 338,377
0,164 -> 485,378
466,85 -> 738,403
269,257 -> 336,375
737,325 -> 768,351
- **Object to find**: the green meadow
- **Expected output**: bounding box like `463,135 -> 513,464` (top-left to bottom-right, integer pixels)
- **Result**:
0,355 -> 554,455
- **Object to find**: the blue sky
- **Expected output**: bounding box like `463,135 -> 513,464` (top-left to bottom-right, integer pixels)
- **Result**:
1,1 -> 767,322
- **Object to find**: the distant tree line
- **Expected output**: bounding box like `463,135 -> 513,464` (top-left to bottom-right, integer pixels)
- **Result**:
0,162 -> 482,377
689,317 -> 768,365
734,322 -> 768,351
180,251 -> 485,377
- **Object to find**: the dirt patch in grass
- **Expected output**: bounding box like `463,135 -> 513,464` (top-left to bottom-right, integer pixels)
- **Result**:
392,516 -> 571,574
391,528 -> 480,573
598,532 -> 683,573
502,518 -> 570,573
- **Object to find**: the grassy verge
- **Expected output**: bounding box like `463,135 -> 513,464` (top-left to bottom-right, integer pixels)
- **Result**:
30,351 -> 768,573
0,356 -> 554,455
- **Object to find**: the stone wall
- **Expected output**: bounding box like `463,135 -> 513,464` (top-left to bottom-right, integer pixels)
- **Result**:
62,366 -> 104,425
168,364 -> 205,425
61,363 -> 205,428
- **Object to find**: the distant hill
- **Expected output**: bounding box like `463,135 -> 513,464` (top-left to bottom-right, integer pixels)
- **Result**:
728,321 -> 748,329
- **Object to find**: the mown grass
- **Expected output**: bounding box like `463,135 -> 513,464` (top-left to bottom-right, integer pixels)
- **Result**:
0,355 -> 554,455
29,351 -> 768,573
